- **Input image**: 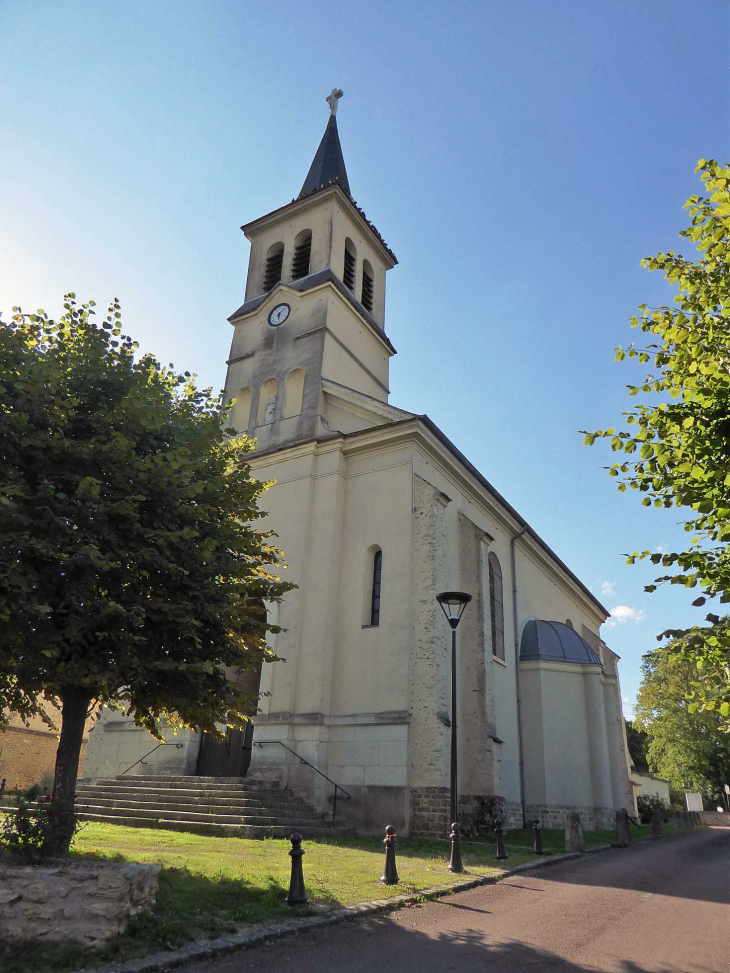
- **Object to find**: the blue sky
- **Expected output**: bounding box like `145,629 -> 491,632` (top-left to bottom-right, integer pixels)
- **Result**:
2,0 -> 728,713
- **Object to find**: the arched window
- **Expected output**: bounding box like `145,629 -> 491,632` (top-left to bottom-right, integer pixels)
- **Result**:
361,259 -> 374,313
257,377 -> 277,426
263,242 -> 284,291
282,369 -> 305,419
343,238 -> 356,291
565,618 -> 574,629
370,549 -> 383,626
488,552 -> 505,660
228,386 -> 252,434
291,230 -> 312,280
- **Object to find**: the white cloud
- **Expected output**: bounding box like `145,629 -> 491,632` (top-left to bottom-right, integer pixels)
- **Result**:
601,580 -> 616,598
608,605 -> 646,627
656,545 -> 666,553
622,695 -> 635,719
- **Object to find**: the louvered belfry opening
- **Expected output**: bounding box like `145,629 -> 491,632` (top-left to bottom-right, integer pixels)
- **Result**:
361,263 -> 374,312
263,244 -> 284,291
343,239 -> 356,291
291,232 -> 312,280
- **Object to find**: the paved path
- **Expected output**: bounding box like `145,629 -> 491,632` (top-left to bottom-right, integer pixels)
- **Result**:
187,828 -> 730,973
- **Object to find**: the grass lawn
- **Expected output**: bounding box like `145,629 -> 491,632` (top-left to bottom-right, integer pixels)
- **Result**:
500,823 -> 669,853
0,823 -> 541,973
0,819 -> 679,973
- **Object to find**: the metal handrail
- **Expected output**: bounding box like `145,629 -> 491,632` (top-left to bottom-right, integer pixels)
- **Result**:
120,743 -> 184,776
254,740 -> 351,825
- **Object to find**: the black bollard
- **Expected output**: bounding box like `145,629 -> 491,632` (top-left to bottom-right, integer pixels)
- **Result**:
494,818 -> 508,860
381,825 -> 399,884
532,818 -> 545,854
0,779 -> 5,801
448,822 -> 464,873
285,833 -> 308,906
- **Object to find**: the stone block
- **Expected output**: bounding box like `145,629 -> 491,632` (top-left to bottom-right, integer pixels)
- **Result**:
565,811 -> 585,853
378,742 -> 407,766
0,860 -> 159,947
364,765 -> 406,786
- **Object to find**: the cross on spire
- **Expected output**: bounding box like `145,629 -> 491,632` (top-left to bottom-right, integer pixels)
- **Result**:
326,88 -> 344,115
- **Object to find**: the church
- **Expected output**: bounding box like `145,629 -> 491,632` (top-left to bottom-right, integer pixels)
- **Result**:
83,91 -> 634,836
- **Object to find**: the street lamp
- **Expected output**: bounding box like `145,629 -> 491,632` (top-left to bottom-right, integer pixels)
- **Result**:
436,590 -> 472,873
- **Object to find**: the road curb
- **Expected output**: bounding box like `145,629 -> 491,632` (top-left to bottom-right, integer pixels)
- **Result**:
71,838 -> 662,973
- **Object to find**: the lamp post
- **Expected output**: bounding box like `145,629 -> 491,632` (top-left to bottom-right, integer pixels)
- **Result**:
436,590 -> 472,873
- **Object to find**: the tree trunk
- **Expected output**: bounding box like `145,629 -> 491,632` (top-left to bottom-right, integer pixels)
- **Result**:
43,687 -> 92,857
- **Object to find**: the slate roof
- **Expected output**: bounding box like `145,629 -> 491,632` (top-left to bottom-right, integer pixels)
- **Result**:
248,411 -> 610,620
519,619 -> 603,665
299,114 -> 350,198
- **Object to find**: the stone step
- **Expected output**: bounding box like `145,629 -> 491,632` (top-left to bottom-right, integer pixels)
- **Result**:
74,797 -> 325,821
75,786 -> 305,810
76,813 -> 343,839
117,775 -> 264,784
83,783 -> 290,801
74,803 -> 321,827
75,791 -> 308,814
107,775 -> 282,789
90,777 -> 284,794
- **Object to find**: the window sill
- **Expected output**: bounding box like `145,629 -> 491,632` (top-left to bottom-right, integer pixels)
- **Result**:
492,656 -> 508,668
361,624 -> 379,629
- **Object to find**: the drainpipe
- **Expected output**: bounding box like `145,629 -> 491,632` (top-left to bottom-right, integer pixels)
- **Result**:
510,524 -> 528,827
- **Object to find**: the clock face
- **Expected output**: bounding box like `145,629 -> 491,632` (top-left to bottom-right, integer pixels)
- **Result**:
268,303 -> 290,327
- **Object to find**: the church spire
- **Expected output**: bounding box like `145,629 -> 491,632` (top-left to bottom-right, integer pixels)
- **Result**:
298,88 -> 350,199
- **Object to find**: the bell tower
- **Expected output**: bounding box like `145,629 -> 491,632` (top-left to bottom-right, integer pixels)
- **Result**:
223,90 -> 400,454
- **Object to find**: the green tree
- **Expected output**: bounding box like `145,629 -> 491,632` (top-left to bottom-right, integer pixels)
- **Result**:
0,295 -> 293,855
583,160 -> 730,724
634,647 -> 730,803
625,719 -> 649,772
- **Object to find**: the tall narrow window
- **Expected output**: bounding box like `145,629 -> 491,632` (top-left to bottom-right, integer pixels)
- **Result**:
488,552 -> 505,660
361,260 -> 374,312
343,238 -> 356,291
291,230 -> 312,280
263,243 -> 284,291
370,549 -> 383,626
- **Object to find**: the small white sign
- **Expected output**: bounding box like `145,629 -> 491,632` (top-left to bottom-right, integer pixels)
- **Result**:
686,792 -> 704,811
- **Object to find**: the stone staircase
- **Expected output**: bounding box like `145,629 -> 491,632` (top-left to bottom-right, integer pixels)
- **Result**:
75,775 -> 343,838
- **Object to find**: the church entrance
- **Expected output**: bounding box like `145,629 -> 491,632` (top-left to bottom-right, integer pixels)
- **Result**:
196,651 -> 262,777
196,723 -> 255,777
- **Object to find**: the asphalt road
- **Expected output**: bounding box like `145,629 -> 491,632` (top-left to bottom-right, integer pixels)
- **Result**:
186,827 -> 730,973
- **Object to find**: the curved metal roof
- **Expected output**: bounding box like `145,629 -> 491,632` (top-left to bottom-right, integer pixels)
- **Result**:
520,619 -> 601,665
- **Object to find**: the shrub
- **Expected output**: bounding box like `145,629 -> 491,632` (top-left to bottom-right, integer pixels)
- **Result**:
0,798 -> 81,863
637,794 -> 671,823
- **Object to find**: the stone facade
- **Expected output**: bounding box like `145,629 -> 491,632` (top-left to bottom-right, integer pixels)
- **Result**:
524,802 -> 615,831
0,860 -> 159,947
83,112 -> 636,839
409,788 -> 524,838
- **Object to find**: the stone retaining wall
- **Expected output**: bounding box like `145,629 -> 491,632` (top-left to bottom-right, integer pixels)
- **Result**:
699,811 -> 730,827
0,860 -> 159,947
524,803 -> 615,831
409,787 -> 615,837
409,788 -> 523,837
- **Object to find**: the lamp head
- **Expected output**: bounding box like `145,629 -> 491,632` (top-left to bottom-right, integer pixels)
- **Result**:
436,590 -> 472,629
